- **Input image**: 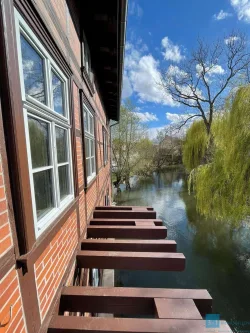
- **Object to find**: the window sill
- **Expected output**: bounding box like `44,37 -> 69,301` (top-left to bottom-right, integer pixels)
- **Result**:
35,195 -> 74,239
84,175 -> 97,193
81,66 -> 95,96
16,197 -> 78,271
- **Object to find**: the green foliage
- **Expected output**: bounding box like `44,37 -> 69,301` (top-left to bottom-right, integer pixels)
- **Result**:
111,100 -> 149,185
190,86 -> 250,224
182,121 -> 208,172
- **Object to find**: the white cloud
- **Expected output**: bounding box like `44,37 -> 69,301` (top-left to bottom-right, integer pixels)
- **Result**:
124,41 -> 176,106
167,65 -> 187,79
122,72 -> 133,99
161,37 -> 184,63
167,112 -> 201,126
125,47 -> 141,70
196,64 -> 225,76
166,112 -> 188,123
166,112 -> 198,135
213,10 -> 233,20
125,42 -> 132,51
147,126 -> 166,140
230,0 -> 250,23
134,111 -> 159,122
129,1 -> 143,17
130,55 -> 176,105
224,36 -> 240,44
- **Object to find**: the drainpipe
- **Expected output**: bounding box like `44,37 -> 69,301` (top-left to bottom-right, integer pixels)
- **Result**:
117,0 -> 128,122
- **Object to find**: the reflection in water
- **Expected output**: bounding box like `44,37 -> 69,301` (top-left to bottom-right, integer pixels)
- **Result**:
114,169 -> 250,332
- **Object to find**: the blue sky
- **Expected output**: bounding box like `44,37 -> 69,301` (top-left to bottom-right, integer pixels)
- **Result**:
122,0 -> 250,138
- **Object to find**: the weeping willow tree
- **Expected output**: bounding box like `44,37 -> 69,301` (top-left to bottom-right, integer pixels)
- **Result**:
182,121 -> 209,172
184,86 -> 250,224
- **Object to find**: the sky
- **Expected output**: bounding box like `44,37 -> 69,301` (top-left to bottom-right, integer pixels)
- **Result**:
122,0 -> 250,139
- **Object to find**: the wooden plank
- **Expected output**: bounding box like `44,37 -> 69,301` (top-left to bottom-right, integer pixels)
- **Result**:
90,219 -> 136,226
77,251 -> 185,271
154,299 -> 202,319
59,287 -> 212,316
87,226 -> 167,239
93,210 -> 157,219
89,219 -> 163,226
95,206 -> 154,211
81,239 -> 177,252
135,221 -> 155,226
49,317 -> 232,333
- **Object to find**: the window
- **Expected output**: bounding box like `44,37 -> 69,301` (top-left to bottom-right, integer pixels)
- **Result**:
83,104 -> 96,183
103,127 -> 108,165
82,34 -> 93,82
15,10 -> 74,238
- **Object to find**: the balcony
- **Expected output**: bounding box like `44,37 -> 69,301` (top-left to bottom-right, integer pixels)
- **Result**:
48,206 -> 232,332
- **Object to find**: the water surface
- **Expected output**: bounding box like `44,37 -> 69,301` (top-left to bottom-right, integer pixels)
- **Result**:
114,170 -> 250,332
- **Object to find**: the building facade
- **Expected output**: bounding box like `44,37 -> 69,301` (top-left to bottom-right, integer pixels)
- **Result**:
0,0 -> 126,332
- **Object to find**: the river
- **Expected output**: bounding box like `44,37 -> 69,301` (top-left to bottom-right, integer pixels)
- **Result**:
113,169 -> 250,332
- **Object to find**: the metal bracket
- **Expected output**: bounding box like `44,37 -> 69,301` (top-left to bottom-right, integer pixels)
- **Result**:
0,305 -> 13,328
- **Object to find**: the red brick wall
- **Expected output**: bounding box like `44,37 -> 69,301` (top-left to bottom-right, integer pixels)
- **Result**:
0,138 -> 27,332
76,136 -> 84,188
34,210 -> 78,320
0,268 -> 27,333
79,190 -> 86,235
0,0 -> 112,331
0,155 -> 12,258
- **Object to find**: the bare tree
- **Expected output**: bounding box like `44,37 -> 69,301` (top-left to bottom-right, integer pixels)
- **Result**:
160,32 -> 250,135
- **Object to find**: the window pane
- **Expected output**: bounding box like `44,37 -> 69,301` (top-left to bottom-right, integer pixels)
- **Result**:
84,109 -> 88,132
56,127 -> 68,163
33,170 -> 53,220
58,165 -> 70,200
85,138 -> 90,159
91,157 -> 95,174
52,71 -> 65,116
28,117 -> 50,168
90,140 -> 94,157
20,34 -> 46,104
86,159 -> 91,178
89,115 -> 94,134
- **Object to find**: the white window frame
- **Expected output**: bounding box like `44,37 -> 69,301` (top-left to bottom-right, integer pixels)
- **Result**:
83,104 -> 96,183
15,10 -> 74,238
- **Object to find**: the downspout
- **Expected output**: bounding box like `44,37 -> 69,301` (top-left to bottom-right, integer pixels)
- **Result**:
117,0 -> 128,122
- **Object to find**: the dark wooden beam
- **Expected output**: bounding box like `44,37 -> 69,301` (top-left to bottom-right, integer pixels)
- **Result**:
95,206 -> 154,211
154,299 -> 202,319
81,239 -> 176,252
87,225 -> 167,239
89,219 -> 163,226
76,251 -> 185,271
59,286 -> 212,316
93,210 -> 157,219
49,317 -> 232,333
